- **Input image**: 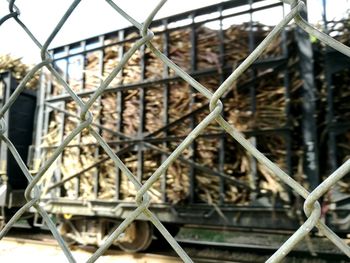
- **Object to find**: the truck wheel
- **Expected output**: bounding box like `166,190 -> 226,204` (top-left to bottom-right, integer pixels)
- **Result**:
117,220 -> 153,252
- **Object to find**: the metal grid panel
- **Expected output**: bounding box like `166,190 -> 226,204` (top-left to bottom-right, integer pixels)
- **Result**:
43,0 -> 292,213
0,0 -> 350,262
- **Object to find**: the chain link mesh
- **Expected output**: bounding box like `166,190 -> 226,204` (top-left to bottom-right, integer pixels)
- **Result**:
0,0 -> 350,262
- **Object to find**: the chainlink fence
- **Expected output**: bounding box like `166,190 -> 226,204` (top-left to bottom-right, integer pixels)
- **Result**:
0,0 -> 350,262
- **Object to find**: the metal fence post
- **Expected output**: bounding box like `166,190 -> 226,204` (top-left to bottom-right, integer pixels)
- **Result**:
295,4 -> 320,190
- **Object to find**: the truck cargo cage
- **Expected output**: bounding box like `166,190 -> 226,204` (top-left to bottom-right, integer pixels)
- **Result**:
31,0 -> 323,230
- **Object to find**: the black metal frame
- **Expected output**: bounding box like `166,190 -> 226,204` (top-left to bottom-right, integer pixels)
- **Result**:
33,0 -> 324,230
321,2 -> 350,211
0,72 -> 36,209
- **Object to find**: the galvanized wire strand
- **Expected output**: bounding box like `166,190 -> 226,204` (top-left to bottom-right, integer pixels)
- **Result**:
216,115 -> 350,259
144,208 -> 194,263
86,3 -> 195,261
81,31 -> 154,117
142,0 -> 167,36
209,1 -> 303,111
107,0 -> 218,100
45,102 -> 136,143
47,102 -> 255,193
24,116 -> 92,201
1,135 -> 39,198
267,201 -> 322,262
288,0 -> 350,57
82,3 -> 194,260
305,159 -> 350,217
7,1 -> 87,108
7,0 -> 19,14
87,203 -> 149,263
0,2 -> 204,263
88,129 -> 146,193
0,12 -> 17,26
6,0 -> 88,111
89,117 -> 192,262
0,134 -> 76,262
105,0 -> 142,29
0,10 -> 78,254
0,67 -> 89,261
203,1 -> 350,258
0,199 -> 38,241
303,160 -> 350,257
11,13 -> 48,59
40,0 -> 82,61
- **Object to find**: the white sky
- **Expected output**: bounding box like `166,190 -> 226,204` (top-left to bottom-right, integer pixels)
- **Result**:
0,0 -> 349,64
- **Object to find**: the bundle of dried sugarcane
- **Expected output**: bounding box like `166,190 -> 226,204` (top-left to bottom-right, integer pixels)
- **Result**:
145,86 -> 164,134
169,28 -> 191,75
118,150 -> 163,203
0,54 -> 39,90
196,27 -> 220,71
145,33 -> 164,80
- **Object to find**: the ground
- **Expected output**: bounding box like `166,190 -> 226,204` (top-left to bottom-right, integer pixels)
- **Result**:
0,239 -> 180,263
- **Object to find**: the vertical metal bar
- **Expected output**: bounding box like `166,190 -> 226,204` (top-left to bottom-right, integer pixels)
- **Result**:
248,1 -> 256,114
39,51 -> 57,196
161,19 -> 169,203
42,79 -> 52,145
115,30 -> 125,201
325,59 -> 337,172
281,4 -> 293,178
93,36 -> 105,199
295,6 -> 319,190
53,102 -> 65,198
189,13 -> 197,203
80,41 -> 87,93
218,6 -> 225,205
3,73 -> 13,191
75,41 -> 86,198
281,3 -> 288,59
137,38 -> 146,183
64,46 -> 70,92
248,0 -> 257,199
31,75 -> 42,173
322,0 -> 328,32
284,70 -> 293,177
321,0 -> 337,173
115,92 -> 123,200
56,46 -> 69,198
0,73 -> 11,177
320,0 -> 335,172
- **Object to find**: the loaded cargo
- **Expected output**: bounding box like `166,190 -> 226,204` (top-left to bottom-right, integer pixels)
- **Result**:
37,2 -> 301,208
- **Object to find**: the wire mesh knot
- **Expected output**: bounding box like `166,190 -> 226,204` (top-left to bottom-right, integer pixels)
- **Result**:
0,0 -> 20,26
